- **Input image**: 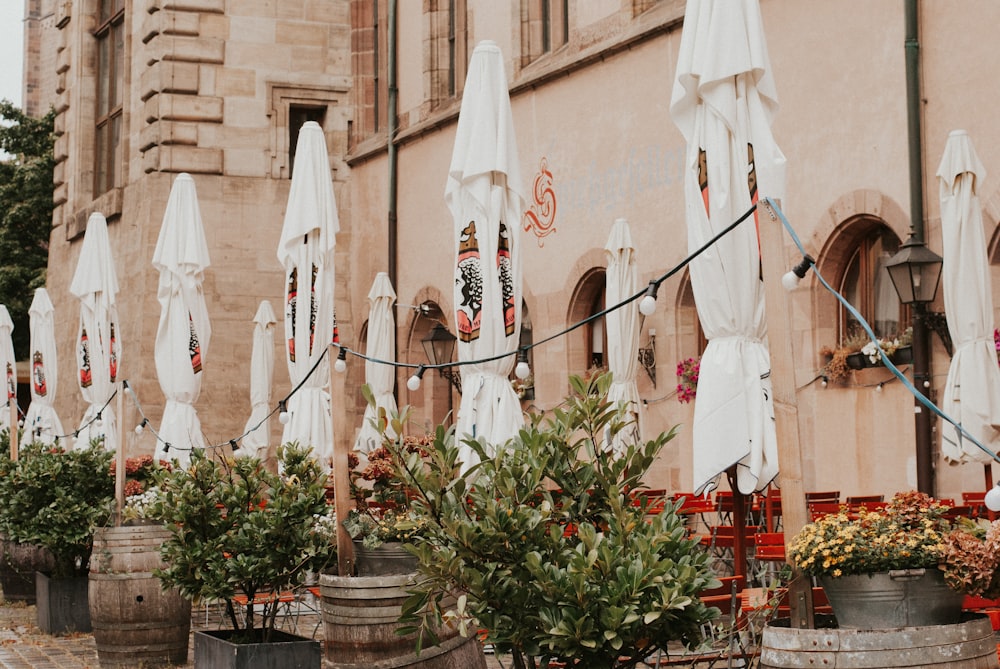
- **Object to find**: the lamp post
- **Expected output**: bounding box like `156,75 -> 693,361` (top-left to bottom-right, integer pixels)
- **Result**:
885,233 -> 943,495
421,323 -> 462,393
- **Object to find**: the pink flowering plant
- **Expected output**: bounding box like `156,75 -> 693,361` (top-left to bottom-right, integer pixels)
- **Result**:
940,518 -> 1000,598
676,356 -> 700,403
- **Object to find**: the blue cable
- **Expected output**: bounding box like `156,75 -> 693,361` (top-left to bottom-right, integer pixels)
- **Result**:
763,196 -> 1000,466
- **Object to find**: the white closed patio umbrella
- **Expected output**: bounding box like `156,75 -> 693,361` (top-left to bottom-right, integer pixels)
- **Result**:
69,212 -> 122,451
153,173 -> 212,466
0,306 -> 16,436
448,41 -> 526,469
355,272 -> 397,453
604,218 -> 641,454
24,288 -> 64,445
671,0 -> 785,496
938,130 -> 1000,464
278,121 -> 339,470
242,300 -> 276,462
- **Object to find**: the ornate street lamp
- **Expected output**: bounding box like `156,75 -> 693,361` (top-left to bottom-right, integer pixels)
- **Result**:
421,323 -> 462,393
885,233 -> 943,495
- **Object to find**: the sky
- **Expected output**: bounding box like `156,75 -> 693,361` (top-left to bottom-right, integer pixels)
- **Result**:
1,2 -> 24,107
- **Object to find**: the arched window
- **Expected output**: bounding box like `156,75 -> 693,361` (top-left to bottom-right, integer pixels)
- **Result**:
838,222 -> 904,340
567,268 -> 607,376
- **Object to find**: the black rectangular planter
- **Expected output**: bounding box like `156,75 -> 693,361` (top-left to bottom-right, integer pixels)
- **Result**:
35,572 -> 92,634
194,629 -> 321,669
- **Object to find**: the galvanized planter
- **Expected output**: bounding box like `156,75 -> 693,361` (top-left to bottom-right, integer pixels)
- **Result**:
194,629 -> 321,669
819,568 -> 964,629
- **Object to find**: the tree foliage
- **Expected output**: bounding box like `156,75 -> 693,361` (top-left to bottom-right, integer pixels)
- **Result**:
150,443 -> 336,641
0,440 -> 115,578
386,373 -> 721,669
0,100 -> 55,358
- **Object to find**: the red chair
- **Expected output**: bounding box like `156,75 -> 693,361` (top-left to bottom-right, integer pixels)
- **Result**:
846,494 -> 884,505
808,501 -> 846,520
805,490 -> 840,504
752,532 -> 786,563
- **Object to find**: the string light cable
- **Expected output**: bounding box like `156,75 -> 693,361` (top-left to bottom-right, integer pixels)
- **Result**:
764,196 -> 1000,466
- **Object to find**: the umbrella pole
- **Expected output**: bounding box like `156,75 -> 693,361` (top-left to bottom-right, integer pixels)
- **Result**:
115,381 -> 126,524
330,344 -> 355,576
758,199 -> 814,629
8,396 -> 16,461
727,468 -> 748,581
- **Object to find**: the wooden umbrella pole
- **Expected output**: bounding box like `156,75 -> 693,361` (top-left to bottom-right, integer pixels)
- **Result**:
8,394 -> 17,461
758,198 -> 814,629
330,344 -> 354,576
115,381 -> 126,524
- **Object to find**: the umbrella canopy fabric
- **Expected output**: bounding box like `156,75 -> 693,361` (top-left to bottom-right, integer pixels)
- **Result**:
938,130 -> 1000,463
24,288 -> 64,444
671,0 -> 786,495
447,40 -> 527,468
355,272 -> 397,453
69,212 -> 122,451
153,173 -> 212,466
277,120 -> 339,470
0,306 -> 16,435
242,300 -> 276,461
604,218 -> 641,453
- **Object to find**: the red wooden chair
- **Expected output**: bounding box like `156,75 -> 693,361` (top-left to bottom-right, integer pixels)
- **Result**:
808,501 -> 846,520
805,490 -> 840,504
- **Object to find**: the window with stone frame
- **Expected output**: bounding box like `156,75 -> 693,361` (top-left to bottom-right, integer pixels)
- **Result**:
288,105 -> 327,178
94,0 -> 124,197
351,0 -> 389,144
520,0 -> 568,67
427,0 -> 468,108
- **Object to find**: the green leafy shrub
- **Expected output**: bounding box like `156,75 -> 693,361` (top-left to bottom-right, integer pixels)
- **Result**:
149,443 -> 335,641
0,440 -> 115,578
386,373 -> 720,669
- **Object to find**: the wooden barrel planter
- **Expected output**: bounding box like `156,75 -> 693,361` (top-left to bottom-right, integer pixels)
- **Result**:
0,536 -> 55,603
88,524 -> 191,668
760,614 -> 999,668
320,572 -> 486,669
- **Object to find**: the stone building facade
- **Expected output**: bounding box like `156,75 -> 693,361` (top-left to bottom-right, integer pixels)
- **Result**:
23,0 -> 1000,500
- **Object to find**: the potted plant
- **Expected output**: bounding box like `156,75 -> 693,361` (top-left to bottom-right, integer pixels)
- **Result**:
0,429 -> 55,604
148,442 -> 335,668
89,455 -> 192,668
388,373 -> 722,669
0,439 -> 114,633
344,438 -> 433,576
787,490 -> 963,628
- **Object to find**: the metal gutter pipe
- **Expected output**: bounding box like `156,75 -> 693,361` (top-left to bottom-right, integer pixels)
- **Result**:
904,0 -> 934,495
387,0 -> 399,395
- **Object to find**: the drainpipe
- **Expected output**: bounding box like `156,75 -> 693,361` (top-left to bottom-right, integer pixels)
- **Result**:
904,0 -> 934,495
387,0 -> 399,398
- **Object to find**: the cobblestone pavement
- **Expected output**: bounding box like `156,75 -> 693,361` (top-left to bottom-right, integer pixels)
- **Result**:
0,599 -> 512,669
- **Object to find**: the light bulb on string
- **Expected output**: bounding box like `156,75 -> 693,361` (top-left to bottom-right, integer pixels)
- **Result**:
407,366 -> 426,392
278,400 -> 290,425
781,255 -> 815,292
515,349 -> 531,380
94,412 -> 103,429
986,482 -> 1000,512
135,418 -> 147,435
334,347 -> 347,373
638,280 -> 659,316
